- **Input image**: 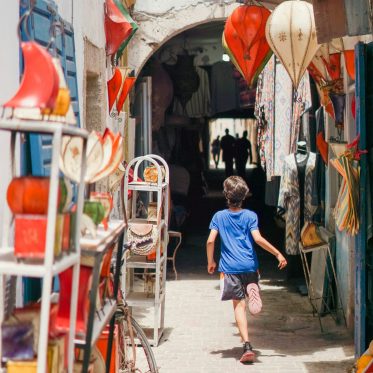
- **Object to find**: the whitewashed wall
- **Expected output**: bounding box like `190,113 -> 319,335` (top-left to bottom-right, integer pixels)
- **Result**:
0,1 -> 20,239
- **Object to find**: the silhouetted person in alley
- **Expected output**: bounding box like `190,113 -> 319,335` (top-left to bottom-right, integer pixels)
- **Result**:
220,129 -> 235,177
235,130 -> 252,179
211,135 -> 221,168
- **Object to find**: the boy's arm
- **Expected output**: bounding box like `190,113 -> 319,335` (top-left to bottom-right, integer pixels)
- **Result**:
206,229 -> 218,274
251,229 -> 287,269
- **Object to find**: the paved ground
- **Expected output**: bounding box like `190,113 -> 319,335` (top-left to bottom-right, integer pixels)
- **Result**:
133,169 -> 355,373
133,233 -> 354,373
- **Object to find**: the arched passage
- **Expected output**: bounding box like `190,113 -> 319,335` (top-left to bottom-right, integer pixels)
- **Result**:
128,1 -> 239,73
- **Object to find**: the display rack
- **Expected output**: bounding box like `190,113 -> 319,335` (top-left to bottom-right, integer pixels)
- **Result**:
0,119 -> 88,373
299,227 -> 347,332
76,220 -> 125,373
123,154 -> 169,346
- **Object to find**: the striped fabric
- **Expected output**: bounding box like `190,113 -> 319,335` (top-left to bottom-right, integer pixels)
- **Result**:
330,153 -> 360,235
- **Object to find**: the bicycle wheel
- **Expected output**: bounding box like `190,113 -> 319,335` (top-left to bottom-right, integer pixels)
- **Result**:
116,306 -> 158,373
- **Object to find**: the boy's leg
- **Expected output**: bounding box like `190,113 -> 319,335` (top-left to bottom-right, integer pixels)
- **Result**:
233,299 -> 249,342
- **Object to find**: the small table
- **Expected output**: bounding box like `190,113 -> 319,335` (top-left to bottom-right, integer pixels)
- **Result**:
167,231 -> 182,280
299,227 -> 347,332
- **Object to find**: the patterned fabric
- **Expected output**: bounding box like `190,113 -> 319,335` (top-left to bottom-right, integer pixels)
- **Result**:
274,62 -> 293,176
290,72 -> 312,154
278,152 -> 317,255
255,56 -> 275,175
255,57 -> 312,181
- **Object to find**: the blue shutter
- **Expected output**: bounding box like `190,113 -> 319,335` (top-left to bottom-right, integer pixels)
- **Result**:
19,0 -> 80,300
20,0 -> 80,176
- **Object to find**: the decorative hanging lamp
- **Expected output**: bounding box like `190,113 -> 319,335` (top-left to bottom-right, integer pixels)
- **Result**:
164,53 -> 200,112
223,5 -> 272,87
104,0 -> 134,56
265,0 -> 319,88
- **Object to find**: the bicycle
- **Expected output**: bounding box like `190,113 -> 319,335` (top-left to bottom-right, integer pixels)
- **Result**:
105,243 -> 159,373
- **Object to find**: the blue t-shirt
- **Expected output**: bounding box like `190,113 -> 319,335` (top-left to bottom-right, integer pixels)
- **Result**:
209,209 -> 259,274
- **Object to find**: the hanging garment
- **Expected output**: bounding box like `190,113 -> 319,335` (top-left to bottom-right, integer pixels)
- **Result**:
289,72 -> 312,154
312,107 -> 327,224
278,152 -> 317,255
173,66 -> 211,118
255,57 -> 312,181
255,56 -> 275,175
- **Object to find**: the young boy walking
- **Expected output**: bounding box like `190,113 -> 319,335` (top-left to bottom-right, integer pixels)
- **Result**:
206,176 -> 287,363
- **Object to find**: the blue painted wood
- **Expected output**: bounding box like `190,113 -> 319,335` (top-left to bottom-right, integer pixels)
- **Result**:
20,0 -> 81,177
19,0 -> 80,300
364,41 -> 373,351
355,42 -> 368,357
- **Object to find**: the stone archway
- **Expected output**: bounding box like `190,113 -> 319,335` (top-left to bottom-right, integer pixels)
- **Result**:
128,1 -> 239,74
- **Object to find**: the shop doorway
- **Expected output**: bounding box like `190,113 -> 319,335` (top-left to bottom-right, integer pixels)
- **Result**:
134,21 -> 277,276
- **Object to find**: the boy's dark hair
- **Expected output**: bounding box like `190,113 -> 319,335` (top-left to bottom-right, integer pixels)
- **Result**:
223,176 -> 250,208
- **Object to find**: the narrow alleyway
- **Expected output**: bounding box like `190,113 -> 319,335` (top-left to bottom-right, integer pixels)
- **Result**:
151,230 -> 354,373
136,169 -> 355,373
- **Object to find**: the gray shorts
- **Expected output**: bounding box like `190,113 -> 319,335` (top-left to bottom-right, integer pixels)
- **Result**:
220,272 -> 259,301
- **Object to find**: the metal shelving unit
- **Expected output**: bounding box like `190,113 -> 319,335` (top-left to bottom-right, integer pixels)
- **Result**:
123,154 -> 169,346
77,220 -> 125,372
0,119 -> 88,373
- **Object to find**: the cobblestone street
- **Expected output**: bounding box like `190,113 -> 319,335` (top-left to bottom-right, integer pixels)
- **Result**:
134,228 -> 355,373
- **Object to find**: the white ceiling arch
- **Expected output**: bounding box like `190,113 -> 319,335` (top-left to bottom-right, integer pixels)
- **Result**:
128,0 -> 280,74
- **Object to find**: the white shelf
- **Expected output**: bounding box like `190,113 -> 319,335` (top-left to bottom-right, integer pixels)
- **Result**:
127,218 -> 166,229
74,300 -> 117,348
0,118 -> 88,137
128,181 -> 168,192
80,220 -> 126,253
0,249 -> 79,277
126,291 -> 165,308
126,254 -> 166,269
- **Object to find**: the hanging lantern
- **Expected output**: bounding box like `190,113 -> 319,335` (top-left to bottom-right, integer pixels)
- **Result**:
105,0 -> 134,56
164,54 -> 200,111
265,0 -> 319,88
329,92 -> 346,139
318,39 -> 343,81
230,5 -> 270,60
223,6 -> 272,87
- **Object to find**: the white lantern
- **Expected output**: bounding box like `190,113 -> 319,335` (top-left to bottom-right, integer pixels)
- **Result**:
265,0 -> 319,88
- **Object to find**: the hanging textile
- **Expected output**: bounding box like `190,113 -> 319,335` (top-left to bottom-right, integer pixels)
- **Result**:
278,152 -> 317,254
274,62 -> 293,176
255,57 -> 312,181
255,56 -> 275,176
311,107 -> 327,224
290,72 -> 312,154
173,66 -> 211,118
330,151 -> 360,235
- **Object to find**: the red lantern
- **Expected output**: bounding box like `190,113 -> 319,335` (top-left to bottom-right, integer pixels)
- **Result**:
322,53 -> 341,81
223,6 -> 272,87
104,0 -> 133,56
230,5 -> 269,60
